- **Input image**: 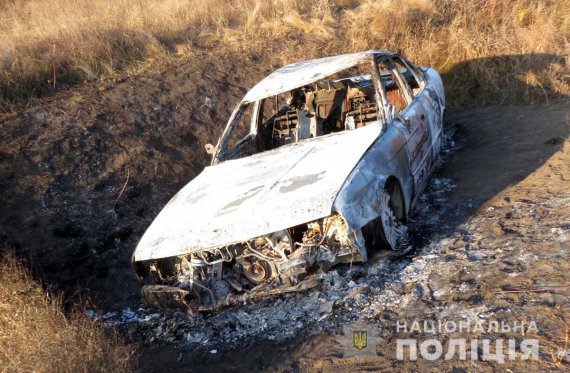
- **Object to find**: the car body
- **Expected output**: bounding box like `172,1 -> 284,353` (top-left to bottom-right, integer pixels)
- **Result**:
132,50 -> 445,311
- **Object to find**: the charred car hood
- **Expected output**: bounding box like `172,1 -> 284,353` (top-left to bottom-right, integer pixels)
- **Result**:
133,124 -> 381,261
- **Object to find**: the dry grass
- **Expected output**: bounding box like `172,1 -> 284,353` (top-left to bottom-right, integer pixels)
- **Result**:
0,252 -> 134,372
0,0 -> 569,110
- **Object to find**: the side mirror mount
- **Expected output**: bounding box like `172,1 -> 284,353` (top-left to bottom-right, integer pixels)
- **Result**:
204,143 -> 215,155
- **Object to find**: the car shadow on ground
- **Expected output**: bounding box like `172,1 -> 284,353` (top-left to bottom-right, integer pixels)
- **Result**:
408,98 -> 569,249
440,52 -> 567,107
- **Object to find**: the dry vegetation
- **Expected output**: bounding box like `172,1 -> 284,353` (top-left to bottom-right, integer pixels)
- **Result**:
1,0 -> 569,111
0,253 -> 134,372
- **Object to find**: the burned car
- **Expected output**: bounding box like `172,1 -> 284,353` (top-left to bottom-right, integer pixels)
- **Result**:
133,50 -> 445,311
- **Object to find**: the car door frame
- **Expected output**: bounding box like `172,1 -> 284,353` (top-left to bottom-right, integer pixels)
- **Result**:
398,56 -> 443,167
378,55 -> 434,201
397,56 -> 444,197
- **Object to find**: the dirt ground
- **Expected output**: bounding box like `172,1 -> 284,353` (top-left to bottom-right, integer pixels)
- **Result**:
271,102 -> 570,373
0,52 -> 568,372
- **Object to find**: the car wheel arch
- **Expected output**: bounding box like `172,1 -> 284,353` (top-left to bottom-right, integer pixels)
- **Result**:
383,176 -> 407,223
356,175 -> 407,253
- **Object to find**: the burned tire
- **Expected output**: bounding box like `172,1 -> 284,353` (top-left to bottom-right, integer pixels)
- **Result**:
379,180 -> 408,251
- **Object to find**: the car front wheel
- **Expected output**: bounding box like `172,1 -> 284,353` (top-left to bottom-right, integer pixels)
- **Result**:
379,181 -> 408,251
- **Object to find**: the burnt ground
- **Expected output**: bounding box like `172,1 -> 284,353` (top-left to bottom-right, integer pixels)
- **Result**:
0,51 -> 569,372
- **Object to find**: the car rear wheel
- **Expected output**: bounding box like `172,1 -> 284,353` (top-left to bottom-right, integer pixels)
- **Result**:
379,181 -> 408,251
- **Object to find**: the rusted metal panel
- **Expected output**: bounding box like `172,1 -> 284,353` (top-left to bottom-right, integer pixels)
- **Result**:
133,123 -> 381,262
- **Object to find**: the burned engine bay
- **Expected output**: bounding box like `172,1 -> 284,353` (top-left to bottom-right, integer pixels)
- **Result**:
135,214 -> 363,312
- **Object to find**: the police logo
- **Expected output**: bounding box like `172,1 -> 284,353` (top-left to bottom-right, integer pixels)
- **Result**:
353,330 -> 368,350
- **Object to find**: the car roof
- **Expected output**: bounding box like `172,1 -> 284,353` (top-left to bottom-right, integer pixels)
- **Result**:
242,50 -> 394,103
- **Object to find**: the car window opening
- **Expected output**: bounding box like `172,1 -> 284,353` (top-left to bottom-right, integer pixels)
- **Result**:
219,62 -> 424,162
261,74 -> 378,150
220,64 -> 379,161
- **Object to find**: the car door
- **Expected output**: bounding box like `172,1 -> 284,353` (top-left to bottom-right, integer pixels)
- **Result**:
400,56 -> 444,166
381,57 -> 434,195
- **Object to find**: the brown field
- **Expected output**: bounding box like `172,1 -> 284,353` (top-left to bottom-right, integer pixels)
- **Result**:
0,253 -> 135,372
1,0 -> 569,112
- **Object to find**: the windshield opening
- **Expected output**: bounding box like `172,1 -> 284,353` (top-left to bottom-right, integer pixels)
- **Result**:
217,62 -> 384,162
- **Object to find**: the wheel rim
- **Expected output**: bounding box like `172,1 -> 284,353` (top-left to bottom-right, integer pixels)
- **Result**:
380,190 -> 407,250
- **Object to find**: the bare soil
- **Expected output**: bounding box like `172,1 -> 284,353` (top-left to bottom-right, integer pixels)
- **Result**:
0,52 -> 568,372
265,102 -> 570,373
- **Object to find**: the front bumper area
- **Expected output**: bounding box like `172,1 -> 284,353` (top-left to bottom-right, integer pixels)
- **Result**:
134,214 -> 364,312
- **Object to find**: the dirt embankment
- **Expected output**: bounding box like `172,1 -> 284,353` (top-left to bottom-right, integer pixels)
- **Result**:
0,51 -> 271,309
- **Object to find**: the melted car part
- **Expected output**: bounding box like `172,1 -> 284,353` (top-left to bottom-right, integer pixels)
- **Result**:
138,214 -> 362,311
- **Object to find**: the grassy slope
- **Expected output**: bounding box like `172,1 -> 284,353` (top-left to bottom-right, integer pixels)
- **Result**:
0,253 -> 135,372
1,0 -> 569,111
